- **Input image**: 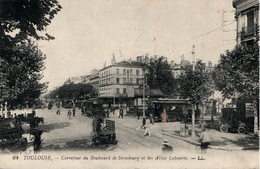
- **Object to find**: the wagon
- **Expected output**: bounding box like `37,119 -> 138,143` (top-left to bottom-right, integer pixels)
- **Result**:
17,113 -> 44,128
0,118 -> 28,151
219,108 -> 247,134
91,117 -> 117,145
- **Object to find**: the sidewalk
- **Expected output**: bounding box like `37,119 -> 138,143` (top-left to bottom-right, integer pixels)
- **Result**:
112,114 -> 259,151
158,122 -> 259,151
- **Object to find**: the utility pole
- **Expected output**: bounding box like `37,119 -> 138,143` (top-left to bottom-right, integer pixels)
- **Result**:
142,68 -> 146,117
191,44 -> 196,137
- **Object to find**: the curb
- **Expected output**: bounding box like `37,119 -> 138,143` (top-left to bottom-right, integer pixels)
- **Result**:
158,129 -> 259,151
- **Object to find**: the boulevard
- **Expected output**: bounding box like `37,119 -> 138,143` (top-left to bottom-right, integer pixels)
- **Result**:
0,107 -> 258,169
3,107 -> 257,154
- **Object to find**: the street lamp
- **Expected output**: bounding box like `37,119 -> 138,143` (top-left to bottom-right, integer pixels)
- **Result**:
142,68 -> 148,117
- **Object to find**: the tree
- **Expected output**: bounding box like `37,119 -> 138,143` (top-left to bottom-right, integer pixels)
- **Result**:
213,42 -> 259,135
179,60 -> 214,125
50,83 -> 96,101
179,60 -> 214,105
1,42 -> 47,108
146,56 -> 175,96
0,0 -> 61,108
0,0 -> 62,42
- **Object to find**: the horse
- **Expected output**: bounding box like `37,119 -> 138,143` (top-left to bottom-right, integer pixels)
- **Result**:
29,117 -> 44,128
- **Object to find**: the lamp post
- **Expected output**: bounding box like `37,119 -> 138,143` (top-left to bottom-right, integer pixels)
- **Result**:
142,68 -> 147,117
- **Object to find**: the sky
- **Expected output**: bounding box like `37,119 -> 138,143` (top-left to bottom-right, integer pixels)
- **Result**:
38,0 -> 237,91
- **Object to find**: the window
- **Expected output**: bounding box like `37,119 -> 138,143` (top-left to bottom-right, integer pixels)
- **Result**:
130,69 -> 133,75
116,78 -> 120,84
116,69 -> 119,74
123,78 -> 126,84
123,88 -> 126,94
130,78 -> 133,84
136,70 -> 139,75
123,69 -> 126,75
116,88 -> 120,94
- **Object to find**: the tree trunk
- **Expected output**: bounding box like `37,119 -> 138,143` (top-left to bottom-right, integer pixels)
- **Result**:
253,99 -> 259,136
191,104 -> 195,137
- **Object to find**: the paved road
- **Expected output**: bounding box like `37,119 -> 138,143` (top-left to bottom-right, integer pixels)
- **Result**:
1,108 -> 258,169
7,108 -> 196,152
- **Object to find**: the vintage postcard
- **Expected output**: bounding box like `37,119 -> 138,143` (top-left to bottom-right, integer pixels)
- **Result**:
0,0 -> 259,169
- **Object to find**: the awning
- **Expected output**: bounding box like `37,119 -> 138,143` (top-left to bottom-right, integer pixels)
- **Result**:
134,89 -> 164,97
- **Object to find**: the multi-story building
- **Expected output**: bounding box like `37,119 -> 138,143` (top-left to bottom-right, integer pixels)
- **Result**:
99,59 -> 144,97
98,55 -> 164,115
89,69 -> 99,91
233,0 -> 259,135
170,56 -> 192,79
233,0 -> 259,45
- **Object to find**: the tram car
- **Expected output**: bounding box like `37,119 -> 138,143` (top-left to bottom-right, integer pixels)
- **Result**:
82,98 -> 106,118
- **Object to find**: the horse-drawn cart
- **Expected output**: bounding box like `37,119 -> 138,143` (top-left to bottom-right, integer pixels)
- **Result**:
0,118 -> 28,150
91,117 -> 117,144
17,113 -> 44,128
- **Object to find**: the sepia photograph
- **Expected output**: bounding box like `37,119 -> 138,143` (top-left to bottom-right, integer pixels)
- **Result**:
0,0 -> 259,168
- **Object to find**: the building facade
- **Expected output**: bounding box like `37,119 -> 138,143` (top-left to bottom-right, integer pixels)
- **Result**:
99,60 -> 144,97
233,0 -> 259,45
89,69 -> 99,91
233,0 -> 259,135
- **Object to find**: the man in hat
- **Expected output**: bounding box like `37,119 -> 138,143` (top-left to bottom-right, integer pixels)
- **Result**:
199,128 -> 211,153
162,139 -> 173,152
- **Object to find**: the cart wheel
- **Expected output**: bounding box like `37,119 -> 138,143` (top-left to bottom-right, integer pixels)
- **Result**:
238,127 -> 246,134
112,134 -> 116,144
107,134 -> 111,144
92,137 -> 97,144
220,125 -> 228,133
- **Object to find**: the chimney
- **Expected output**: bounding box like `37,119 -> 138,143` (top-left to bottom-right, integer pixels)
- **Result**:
111,53 -> 116,65
128,58 -> 132,64
171,60 -> 175,68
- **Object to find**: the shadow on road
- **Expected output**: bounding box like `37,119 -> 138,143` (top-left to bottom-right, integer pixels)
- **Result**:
42,138 -> 116,151
219,136 -> 259,150
39,122 -> 70,133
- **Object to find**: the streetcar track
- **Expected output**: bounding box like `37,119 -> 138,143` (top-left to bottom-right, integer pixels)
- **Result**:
116,123 -> 162,149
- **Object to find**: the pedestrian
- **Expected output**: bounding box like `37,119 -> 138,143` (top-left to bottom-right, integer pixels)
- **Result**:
149,113 -> 154,125
162,139 -> 173,152
56,107 -> 60,115
119,108 -> 123,118
144,117 -> 151,136
32,108 -> 36,116
96,118 -> 103,134
199,128 -> 211,153
33,129 -> 43,151
67,110 -> 72,119
7,109 -> 11,118
141,117 -> 146,129
106,109 -> 110,118
72,108 -> 75,117
112,107 -> 115,114
136,108 -> 140,120
81,107 -> 85,115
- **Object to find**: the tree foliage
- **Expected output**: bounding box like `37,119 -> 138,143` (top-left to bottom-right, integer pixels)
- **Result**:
179,60 -> 214,106
0,0 -> 61,107
0,42 -> 47,107
50,83 -> 96,100
146,56 -> 175,96
213,42 -> 259,99
0,0 -> 62,42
